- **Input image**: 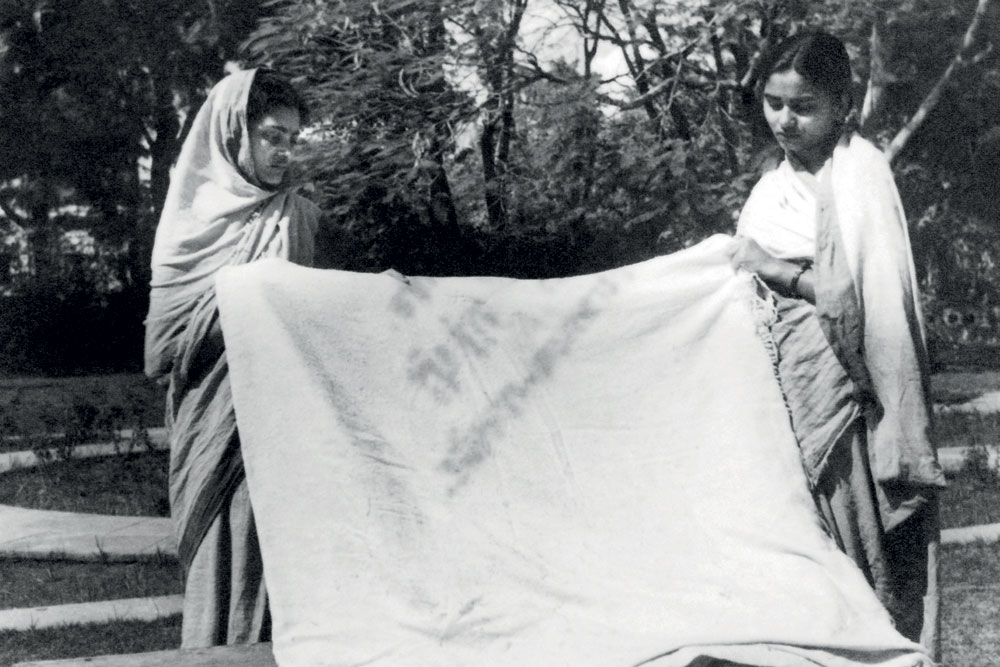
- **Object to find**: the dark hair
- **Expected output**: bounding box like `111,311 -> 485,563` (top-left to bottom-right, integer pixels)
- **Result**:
759,31 -> 852,103
247,69 -> 309,126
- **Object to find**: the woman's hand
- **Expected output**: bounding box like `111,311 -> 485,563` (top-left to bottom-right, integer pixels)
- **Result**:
727,236 -> 784,280
726,236 -> 815,303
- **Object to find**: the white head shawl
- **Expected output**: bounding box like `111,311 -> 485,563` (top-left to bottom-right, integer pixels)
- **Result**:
144,68 -> 317,380
151,68 -> 277,290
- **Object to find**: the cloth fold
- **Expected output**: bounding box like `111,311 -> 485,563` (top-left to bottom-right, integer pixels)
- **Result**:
143,68 -> 318,575
736,134 -> 944,654
739,135 -> 944,502
826,136 -> 943,495
216,236 -> 929,667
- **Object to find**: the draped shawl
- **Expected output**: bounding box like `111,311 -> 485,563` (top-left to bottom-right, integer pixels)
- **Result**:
739,134 -> 945,528
144,68 -> 318,568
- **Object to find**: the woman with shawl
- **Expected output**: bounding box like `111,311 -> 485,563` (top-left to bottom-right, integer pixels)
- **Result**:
144,68 -> 318,647
727,32 -> 946,654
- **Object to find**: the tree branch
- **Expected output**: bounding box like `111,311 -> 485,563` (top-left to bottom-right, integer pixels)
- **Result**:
596,73 -> 742,112
885,0 -> 993,163
711,33 -> 739,174
613,77 -> 672,110
0,194 -> 28,225
860,17 -> 887,129
581,0 -> 603,77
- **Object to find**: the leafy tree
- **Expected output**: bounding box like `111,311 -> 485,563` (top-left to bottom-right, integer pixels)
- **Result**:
544,0 -> 999,318
3,0 -> 995,373
241,0 -> 997,295
0,0 -> 263,289
243,0 -> 478,275
0,0 -> 263,375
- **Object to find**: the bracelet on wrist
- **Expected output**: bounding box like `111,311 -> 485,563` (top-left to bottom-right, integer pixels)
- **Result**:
789,264 -> 809,295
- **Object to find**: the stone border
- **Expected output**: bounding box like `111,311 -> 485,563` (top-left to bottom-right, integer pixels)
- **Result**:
935,390 -> 1000,414
941,522 -> 1000,545
11,641 -> 276,667
0,595 -> 182,632
0,428 -> 168,474
937,445 -> 1000,472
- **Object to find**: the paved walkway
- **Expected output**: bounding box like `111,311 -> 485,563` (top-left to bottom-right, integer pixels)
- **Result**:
941,522 -> 1000,544
0,505 -> 175,561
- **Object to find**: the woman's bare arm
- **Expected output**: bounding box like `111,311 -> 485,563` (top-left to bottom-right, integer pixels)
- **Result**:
727,236 -> 815,303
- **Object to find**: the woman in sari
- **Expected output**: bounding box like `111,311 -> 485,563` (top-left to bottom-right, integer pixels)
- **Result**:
144,68 -> 319,648
727,32 -> 946,653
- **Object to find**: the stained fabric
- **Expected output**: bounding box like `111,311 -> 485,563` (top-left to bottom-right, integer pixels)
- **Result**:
215,236 -> 929,667
143,68 -> 317,647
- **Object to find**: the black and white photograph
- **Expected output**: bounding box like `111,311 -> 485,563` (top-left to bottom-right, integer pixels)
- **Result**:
1,1 -> 998,666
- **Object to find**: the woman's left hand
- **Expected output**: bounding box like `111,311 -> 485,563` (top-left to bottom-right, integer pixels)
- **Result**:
727,236 -> 784,282
726,236 -> 815,303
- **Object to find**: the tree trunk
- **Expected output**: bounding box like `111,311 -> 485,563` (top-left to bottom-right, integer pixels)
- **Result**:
479,113 -> 507,230
128,82 -> 186,291
711,34 -> 739,174
860,17 -> 888,132
424,6 -> 461,236
419,4 -> 466,270
643,13 -> 692,141
27,178 -> 59,285
884,0 -> 993,163
475,0 -> 526,232
617,0 -> 664,132
149,84 -> 186,220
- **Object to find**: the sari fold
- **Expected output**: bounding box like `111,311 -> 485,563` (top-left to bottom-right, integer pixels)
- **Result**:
737,134 -> 945,653
739,135 -> 945,508
144,68 -> 317,646
824,136 -> 944,498
151,194 -> 316,569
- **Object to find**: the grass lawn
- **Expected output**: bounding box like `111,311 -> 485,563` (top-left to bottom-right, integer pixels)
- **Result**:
0,558 -> 180,610
0,618 -> 181,667
0,374 -> 164,452
930,370 -> 1000,405
0,448 -> 181,666
934,410 -> 1000,450
941,466 -> 1000,529
941,542 -> 1000,667
0,450 -> 169,516
931,369 -> 1000,450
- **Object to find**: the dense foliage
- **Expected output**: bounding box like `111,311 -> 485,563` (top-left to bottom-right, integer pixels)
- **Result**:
0,0 -> 263,373
1,0 -> 998,373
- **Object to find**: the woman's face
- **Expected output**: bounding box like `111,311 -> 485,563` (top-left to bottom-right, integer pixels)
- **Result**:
249,105 -> 301,188
762,69 -> 846,172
